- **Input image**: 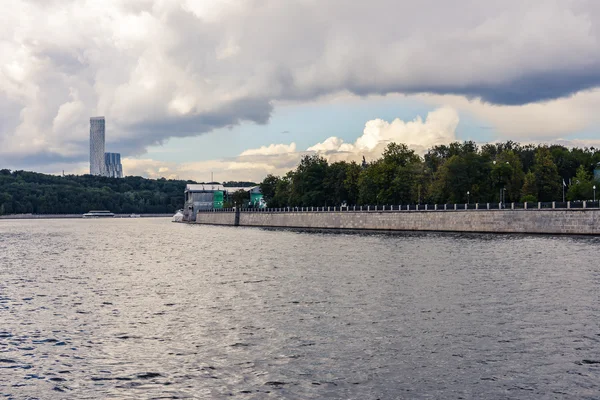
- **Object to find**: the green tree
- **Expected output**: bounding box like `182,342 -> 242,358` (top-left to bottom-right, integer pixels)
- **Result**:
324,161 -> 350,205
222,181 -> 257,187
532,147 -> 561,201
230,189 -> 250,207
517,144 -> 538,174
567,165 -> 595,201
521,171 -> 538,202
430,151 -> 490,204
271,173 -> 292,207
343,161 -> 361,205
424,144 -> 451,175
550,145 -> 581,182
289,155 -> 328,206
491,150 -> 524,203
357,143 -> 423,205
259,174 -> 280,206
357,161 -> 381,205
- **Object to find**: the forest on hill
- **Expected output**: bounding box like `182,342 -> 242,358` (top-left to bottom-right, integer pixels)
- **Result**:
259,141 -> 600,207
0,170 -> 194,215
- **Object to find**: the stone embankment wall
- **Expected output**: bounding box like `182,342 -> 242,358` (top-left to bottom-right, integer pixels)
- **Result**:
195,212 -> 236,226
196,210 -> 600,235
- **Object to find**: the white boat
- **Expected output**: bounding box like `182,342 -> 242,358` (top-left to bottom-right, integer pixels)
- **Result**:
129,214 -> 141,218
172,209 -> 184,222
83,210 -> 115,218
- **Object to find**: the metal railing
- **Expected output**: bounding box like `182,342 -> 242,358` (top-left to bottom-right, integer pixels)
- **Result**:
196,201 -> 600,213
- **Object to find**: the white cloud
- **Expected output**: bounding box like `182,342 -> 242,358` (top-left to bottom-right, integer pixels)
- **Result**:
308,107 -> 459,158
240,142 -> 297,156
307,137 -> 346,153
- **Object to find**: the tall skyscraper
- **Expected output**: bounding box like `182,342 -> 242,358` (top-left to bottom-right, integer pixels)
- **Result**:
104,152 -> 123,178
89,116 -> 124,178
90,117 -> 105,176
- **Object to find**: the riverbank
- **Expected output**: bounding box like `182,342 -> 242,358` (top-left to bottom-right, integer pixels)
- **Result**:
0,214 -> 172,220
195,208 -> 600,235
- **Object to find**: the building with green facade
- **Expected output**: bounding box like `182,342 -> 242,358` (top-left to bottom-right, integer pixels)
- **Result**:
183,184 -> 262,221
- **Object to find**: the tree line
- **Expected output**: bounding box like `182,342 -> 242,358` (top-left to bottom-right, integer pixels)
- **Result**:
0,170 -> 194,215
259,141 -> 600,207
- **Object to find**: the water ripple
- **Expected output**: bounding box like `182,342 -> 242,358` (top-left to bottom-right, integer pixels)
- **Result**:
0,219 -> 599,398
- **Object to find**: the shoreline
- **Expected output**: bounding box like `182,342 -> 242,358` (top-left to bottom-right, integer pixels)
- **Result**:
0,214 -> 173,220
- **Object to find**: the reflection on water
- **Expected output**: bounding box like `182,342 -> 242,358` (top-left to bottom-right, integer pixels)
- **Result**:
1,219 -> 600,399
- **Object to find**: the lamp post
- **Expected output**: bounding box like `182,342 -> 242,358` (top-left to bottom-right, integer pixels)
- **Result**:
594,185 -> 596,202
505,161 -> 509,200
493,160 -> 510,205
467,191 -> 470,205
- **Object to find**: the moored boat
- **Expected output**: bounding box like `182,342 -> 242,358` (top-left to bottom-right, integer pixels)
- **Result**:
83,210 -> 115,218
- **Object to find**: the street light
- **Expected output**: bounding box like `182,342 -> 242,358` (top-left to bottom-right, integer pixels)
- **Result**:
493,160 -> 511,205
594,185 -> 597,202
503,162 -> 509,207
467,191 -> 470,204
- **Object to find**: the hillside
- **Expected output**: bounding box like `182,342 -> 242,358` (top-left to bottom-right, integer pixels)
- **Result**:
0,169 -> 194,215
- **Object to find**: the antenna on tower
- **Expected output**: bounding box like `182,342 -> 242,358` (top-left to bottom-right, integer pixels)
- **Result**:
211,171 -> 214,183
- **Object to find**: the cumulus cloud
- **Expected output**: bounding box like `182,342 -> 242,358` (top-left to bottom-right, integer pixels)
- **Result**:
239,143 -> 297,156
308,107 -> 459,159
3,0 -> 600,168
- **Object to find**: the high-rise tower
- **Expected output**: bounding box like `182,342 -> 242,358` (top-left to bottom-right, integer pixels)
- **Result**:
90,117 -> 105,175
104,152 -> 123,178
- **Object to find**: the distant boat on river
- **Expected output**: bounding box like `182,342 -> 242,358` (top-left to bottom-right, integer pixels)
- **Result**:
83,210 -> 115,218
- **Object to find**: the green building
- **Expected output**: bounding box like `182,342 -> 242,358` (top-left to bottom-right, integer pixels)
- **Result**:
183,184 -> 262,220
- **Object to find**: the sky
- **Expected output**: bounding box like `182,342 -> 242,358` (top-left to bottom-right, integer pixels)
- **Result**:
2,0 -> 600,182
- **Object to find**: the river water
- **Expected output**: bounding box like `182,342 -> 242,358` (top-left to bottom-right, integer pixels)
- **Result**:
1,219 -> 599,399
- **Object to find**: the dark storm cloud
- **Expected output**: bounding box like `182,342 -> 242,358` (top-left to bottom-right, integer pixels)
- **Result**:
2,151 -> 85,171
113,96 -> 274,155
460,69 -> 600,105
342,67 -> 600,106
